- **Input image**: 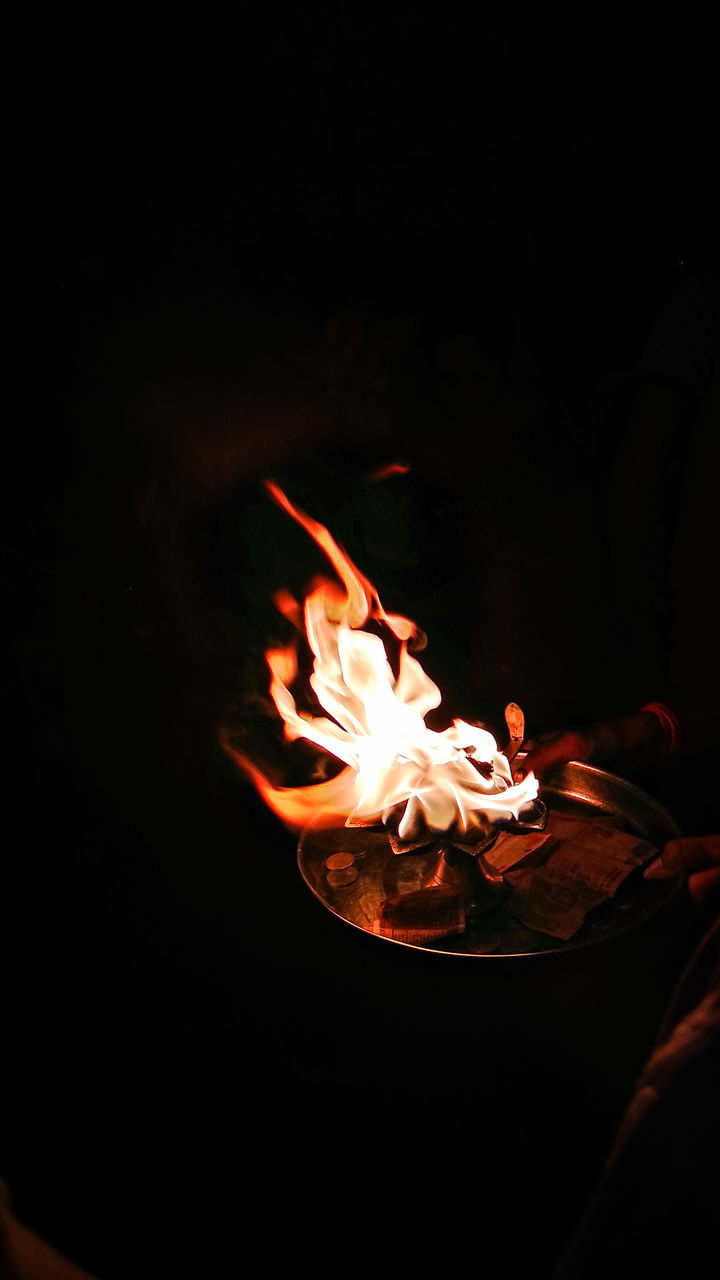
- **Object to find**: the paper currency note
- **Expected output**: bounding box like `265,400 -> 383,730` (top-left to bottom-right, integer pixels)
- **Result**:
503,815 -> 658,940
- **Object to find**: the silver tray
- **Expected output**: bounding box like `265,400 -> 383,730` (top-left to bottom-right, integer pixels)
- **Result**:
297,761 -> 683,957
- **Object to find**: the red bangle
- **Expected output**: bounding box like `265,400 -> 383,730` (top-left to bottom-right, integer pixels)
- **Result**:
639,702 -> 680,756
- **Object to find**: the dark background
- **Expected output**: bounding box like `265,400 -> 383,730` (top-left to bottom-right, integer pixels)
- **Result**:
3,4 -> 718,1277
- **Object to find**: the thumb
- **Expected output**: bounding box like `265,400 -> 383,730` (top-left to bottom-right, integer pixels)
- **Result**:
519,731 -> 591,779
644,834 -> 720,880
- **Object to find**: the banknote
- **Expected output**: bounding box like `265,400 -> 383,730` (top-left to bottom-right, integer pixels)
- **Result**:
373,887 -> 467,943
483,829 -> 555,873
503,815 -> 658,940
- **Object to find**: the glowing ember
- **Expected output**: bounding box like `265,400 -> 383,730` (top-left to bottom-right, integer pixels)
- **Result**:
222,480 -> 539,839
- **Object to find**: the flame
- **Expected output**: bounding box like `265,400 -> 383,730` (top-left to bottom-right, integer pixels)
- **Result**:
222,481 -> 538,837
368,461 -> 412,481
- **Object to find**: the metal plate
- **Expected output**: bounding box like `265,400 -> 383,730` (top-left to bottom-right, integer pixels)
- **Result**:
297,762 -> 684,957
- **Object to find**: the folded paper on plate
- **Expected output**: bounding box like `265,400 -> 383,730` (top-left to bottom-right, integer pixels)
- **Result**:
503,817 -> 657,941
482,829 -> 555,873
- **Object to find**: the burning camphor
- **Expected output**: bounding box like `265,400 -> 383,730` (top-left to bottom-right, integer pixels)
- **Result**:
222,480 -> 539,841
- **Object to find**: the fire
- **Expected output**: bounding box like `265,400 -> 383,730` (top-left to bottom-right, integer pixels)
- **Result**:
221,480 -> 539,839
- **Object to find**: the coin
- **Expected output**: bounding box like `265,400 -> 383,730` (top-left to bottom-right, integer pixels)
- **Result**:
325,852 -> 355,871
327,867 -> 359,888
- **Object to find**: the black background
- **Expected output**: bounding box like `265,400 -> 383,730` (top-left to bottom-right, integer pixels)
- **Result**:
3,4 -> 718,1277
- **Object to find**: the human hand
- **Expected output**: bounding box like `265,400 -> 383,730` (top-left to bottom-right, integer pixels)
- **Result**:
644,834 -> 720,908
519,708 -> 674,780
519,729 -> 596,779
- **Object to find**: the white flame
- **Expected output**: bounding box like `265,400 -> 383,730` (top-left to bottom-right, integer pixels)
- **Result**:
223,480 -> 539,836
270,591 -> 538,839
